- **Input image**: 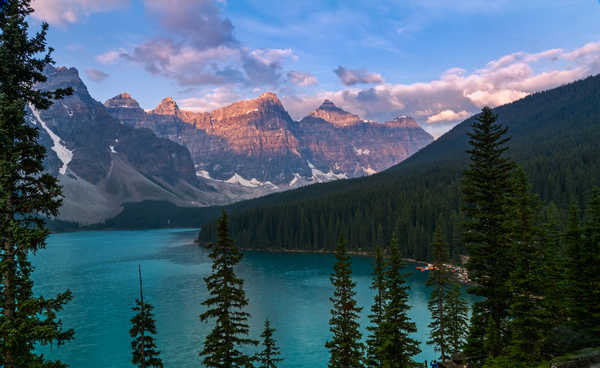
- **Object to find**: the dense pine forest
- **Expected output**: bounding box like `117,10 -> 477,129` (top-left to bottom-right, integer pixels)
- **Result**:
198,74 -> 600,262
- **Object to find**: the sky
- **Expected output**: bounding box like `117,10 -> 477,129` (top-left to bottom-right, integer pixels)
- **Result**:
30,0 -> 600,137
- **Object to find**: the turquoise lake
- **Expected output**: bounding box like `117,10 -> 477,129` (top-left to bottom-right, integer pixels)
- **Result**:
32,228 -> 474,367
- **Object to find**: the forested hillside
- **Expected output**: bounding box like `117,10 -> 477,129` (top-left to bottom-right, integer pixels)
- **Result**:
197,75 -> 600,261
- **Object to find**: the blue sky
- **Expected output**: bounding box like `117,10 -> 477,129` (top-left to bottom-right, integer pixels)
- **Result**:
31,0 -> 600,136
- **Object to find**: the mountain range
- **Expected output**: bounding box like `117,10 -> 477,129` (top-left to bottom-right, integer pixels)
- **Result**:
34,66 -> 432,224
196,74 -> 600,260
104,90 -> 432,186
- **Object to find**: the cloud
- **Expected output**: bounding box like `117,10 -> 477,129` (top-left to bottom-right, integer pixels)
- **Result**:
334,66 -> 384,86
96,50 -> 125,64
143,0 -> 235,50
116,0 -> 294,88
287,71 -> 318,86
426,109 -> 471,123
85,68 -> 109,82
178,87 -> 241,112
282,40 -> 600,132
31,0 -> 127,25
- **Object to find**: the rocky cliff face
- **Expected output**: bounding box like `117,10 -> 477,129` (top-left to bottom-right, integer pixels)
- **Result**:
106,93 -> 434,186
308,99 -> 362,127
33,66 -> 258,224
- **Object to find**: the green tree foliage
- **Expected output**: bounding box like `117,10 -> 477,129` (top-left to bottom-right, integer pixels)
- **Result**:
199,211 -> 258,368
426,226 -> 451,362
366,246 -> 386,367
256,319 -> 283,368
569,188 -> 600,341
378,236 -> 421,367
445,283 -> 469,358
461,106 -> 516,362
505,169 -> 547,365
130,265 -> 163,368
325,235 -> 364,368
0,1 -> 74,366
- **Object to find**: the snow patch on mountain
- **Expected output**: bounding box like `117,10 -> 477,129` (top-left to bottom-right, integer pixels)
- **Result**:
353,147 -> 370,156
225,173 -> 278,189
362,166 -> 376,175
307,161 -> 348,182
30,105 -> 73,175
196,169 -> 212,179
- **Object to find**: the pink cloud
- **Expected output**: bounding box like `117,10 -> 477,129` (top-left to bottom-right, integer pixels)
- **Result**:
31,0 -> 127,25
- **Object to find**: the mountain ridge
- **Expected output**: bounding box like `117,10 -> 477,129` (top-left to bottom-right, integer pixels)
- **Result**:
105,91 -> 433,185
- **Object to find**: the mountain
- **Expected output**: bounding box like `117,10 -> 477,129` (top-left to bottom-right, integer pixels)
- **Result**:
33,66 -> 255,224
196,74 -> 600,260
104,92 -> 433,186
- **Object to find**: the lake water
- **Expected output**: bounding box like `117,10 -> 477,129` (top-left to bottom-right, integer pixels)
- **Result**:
32,228 -> 473,367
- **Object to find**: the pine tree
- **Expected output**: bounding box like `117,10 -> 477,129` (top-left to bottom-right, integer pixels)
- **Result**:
539,207 -> 568,328
506,169 -> 546,365
461,106 -> 516,362
130,265 -> 163,368
427,226 -> 451,362
565,204 -> 582,326
200,211 -> 258,368
325,234 -> 364,368
366,245 -> 386,367
445,283 -> 469,358
571,188 -> 600,341
256,319 -> 283,368
0,1 -> 74,367
378,235 -> 421,367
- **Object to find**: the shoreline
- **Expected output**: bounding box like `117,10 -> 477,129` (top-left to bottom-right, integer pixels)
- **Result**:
196,241 -> 471,284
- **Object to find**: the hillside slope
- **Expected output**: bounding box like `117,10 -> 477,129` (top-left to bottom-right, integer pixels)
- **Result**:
197,74 -> 600,260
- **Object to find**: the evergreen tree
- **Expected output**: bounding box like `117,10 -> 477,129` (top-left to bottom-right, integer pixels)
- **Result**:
571,188 -> 600,340
506,169 -> 546,365
0,1 -> 74,367
325,234 -> 364,368
378,235 -> 421,367
366,245 -> 386,367
426,226 -> 451,362
130,265 -> 163,368
445,283 -> 469,358
256,319 -> 282,368
461,106 -> 516,362
200,211 -> 258,368
565,204 -> 582,325
539,207 -> 568,328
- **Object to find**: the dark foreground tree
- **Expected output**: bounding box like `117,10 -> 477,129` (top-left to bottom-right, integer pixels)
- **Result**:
505,169 -> 546,365
130,265 -> 163,368
462,106 -> 516,363
570,188 -> 600,341
0,1 -> 74,367
200,211 -> 257,368
427,226 -> 451,362
366,246 -> 386,368
378,236 -> 421,367
445,283 -> 469,357
256,319 -> 283,368
325,235 -> 364,368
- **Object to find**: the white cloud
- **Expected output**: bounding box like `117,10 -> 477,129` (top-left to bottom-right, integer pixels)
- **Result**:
426,109 -> 470,124
178,87 -> 240,112
31,0 -> 127,25
287,71 -> 318,86
96,50 -> 125,64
